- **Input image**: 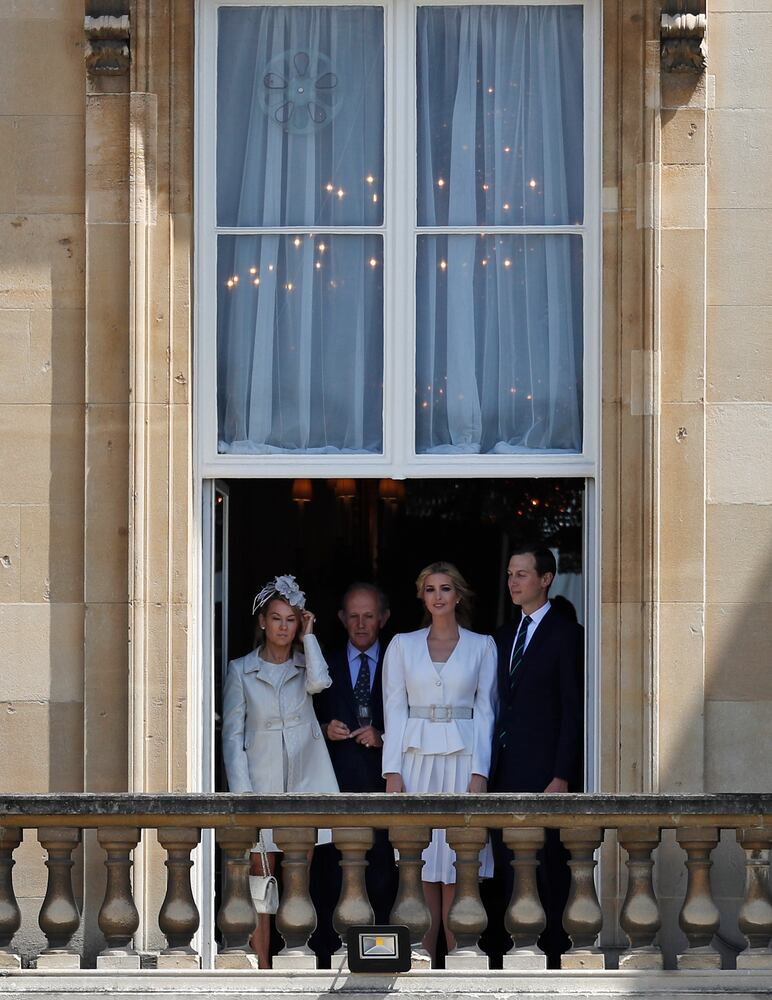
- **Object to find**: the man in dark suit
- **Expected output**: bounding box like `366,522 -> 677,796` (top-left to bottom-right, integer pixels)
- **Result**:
311,584 -> 397,960
488,542 -> 583,967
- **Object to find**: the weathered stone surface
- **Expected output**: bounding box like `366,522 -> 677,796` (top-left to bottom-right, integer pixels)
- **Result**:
662,109 -> 706,166
658,403 -> 706,605
705,703 -> 772,793
0,404 -> 83,505
707,404 -> 772,504
711,12 -> 772,110
3,969 -> 772,996
707,210 -> 772,307
706,603 -> 772,701
1,792 -> 772,823
0,604 -> 83,701
707,305 -> 772,403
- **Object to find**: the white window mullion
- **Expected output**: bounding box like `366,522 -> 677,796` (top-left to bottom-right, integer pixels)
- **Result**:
386,0 -> 417,476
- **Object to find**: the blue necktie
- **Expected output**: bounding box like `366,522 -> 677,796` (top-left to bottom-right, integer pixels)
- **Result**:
509,615 -> 533,688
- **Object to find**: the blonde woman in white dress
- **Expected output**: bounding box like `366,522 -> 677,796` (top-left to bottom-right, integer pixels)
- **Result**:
382,562 -> 497,964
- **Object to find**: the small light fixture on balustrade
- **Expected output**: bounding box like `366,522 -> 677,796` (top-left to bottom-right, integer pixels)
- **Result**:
291,479 -> 313,505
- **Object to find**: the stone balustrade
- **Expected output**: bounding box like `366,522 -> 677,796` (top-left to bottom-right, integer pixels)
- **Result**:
0,794 -> 770,972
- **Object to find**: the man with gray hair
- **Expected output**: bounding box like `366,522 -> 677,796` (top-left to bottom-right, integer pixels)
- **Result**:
312,583 -> 397,957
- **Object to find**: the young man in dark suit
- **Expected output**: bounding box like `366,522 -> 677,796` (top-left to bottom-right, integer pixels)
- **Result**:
311,584 -> 397,960
489,542 -> 583,967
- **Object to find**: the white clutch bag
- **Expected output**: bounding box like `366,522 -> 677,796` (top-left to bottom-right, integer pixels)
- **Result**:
249,836 -> 279,914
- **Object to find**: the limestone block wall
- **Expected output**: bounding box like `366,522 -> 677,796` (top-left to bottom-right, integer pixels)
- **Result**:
704,0 -> 772,794
0,0 -> 90,960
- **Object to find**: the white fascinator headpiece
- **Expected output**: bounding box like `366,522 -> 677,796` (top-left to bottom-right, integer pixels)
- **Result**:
252,574 -> 306,615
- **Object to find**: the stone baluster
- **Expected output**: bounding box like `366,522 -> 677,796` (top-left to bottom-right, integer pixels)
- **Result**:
157,828 -> 202,969
331,827 -> 374,970
96,827 -> 140,969
273,827 -> 317,970
389,826 -> 432,968
0,827 -> 22,969
560,826 -> 605,969
618,827 -> 663,969
445,827 -> 489,969
736,826 -> 772,970
676,827 -> 721,969
215,827 -> 259,969
37,828 -> 82,969
502,827 -> 546,969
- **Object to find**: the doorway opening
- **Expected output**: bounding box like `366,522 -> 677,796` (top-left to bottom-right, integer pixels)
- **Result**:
203,475 -> 588,958
213,476 -> 584,788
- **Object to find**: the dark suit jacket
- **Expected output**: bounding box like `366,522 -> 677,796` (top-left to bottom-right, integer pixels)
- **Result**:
314,645 -> 386,793
490,605 -> 583,793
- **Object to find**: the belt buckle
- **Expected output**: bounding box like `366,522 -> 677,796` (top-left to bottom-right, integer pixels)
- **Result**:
431,705 -> 450,722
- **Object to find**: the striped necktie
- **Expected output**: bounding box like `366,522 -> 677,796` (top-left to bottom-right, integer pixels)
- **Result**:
509,615 -> 533,687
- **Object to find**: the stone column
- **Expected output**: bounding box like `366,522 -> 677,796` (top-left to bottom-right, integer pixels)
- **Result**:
445,828 -> 488,969
502,827 -> 546,970
676,827 -> 721,969
618,827 -> 663,969
157,828 -> 201,969
389,826 -> 432,968
0,827 -> 22,969
214,828 -> 259,970
560,827 -> 605,969
37,828 -> 82,969
736,827 -> 772,970
96,827 -> 141,969
331,827 -> 374,970
273,827 -> 317,970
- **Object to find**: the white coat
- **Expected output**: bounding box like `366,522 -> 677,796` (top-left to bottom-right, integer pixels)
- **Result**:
222,634 -> 339,795
381,626 -> 498,779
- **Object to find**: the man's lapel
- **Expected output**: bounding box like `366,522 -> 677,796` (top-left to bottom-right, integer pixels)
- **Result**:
333,648 -> 358,722
497,623 -> 517,702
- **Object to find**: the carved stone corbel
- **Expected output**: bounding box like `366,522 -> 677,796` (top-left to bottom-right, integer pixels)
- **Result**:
661,2 -> 707,74
85,2 -> 130,76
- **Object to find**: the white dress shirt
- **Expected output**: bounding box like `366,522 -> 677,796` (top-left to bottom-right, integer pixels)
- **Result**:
509,599 -> 552,668
347,640 -> 380,691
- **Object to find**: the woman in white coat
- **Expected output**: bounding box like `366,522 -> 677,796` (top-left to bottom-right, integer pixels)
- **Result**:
222,574 -> 338,968
382,562 -> 497,964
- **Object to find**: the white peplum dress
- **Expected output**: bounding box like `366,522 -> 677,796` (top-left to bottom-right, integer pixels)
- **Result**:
381,627 -> 498,883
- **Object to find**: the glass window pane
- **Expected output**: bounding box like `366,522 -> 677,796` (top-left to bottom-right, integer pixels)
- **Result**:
217,6 -> 384,228
218,234 -> 384,454
417,6 -> 583,227
416,234 -> 583,454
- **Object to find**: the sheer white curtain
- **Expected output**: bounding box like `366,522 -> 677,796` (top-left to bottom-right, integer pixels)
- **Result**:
216,7 -> 384,453
416,6 -> 584,455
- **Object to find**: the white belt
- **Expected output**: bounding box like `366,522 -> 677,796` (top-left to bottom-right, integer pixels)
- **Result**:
409,705 -> 473,722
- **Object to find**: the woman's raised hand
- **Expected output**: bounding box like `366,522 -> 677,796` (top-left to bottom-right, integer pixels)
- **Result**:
300,609 -> 316,637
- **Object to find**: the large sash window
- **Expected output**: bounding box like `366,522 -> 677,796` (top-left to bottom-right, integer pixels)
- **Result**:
197,0 -> 599,475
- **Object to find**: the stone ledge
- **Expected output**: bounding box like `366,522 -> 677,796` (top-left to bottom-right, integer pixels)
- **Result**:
1,792 -> 772,829
1,971 -> 772,996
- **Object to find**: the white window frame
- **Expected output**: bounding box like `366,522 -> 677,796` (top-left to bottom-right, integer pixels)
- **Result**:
195,0 -> 602,481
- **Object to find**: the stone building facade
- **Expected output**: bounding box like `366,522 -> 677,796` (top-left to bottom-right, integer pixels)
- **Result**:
0,0 -> 770,965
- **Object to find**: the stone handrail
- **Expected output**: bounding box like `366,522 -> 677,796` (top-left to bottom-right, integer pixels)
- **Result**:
0,793 -> 771,973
